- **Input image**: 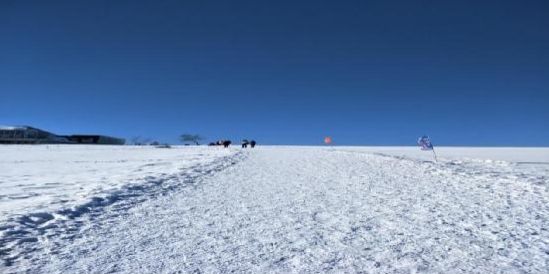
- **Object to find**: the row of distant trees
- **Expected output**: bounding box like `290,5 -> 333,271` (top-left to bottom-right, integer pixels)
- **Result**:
179,134 -> 204,145
130,136 -> 165,146
130,134 -> 204,146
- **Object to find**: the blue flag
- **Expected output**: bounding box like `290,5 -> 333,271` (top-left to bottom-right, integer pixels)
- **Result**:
417,135 -> 434,150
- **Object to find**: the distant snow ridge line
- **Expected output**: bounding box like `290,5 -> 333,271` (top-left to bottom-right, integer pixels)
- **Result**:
0,151 -> 245,268
365,151 -> 549,186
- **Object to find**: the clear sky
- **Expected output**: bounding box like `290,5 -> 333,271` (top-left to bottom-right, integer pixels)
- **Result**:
1,0 -> 548,145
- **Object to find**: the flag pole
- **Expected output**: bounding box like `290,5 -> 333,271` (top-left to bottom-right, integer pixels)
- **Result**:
432,148 -> 438,163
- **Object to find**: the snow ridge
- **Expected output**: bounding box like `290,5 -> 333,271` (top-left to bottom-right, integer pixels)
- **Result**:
366,151 -> 549,188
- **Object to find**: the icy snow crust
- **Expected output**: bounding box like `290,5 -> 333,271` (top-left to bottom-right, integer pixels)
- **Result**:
1,146 -> 548,273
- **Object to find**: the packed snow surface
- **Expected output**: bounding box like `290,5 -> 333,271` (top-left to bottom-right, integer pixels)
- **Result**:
0,145 -> 235,222
1,145 -> 548,273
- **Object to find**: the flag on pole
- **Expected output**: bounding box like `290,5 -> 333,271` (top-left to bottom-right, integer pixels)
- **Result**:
417,135 -> 437,162
417,135 -> 433,150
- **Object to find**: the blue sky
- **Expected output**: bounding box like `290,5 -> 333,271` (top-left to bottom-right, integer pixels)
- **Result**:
1,0 -> 548,145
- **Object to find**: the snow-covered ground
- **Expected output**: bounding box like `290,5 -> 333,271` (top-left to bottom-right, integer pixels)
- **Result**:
0,145 -> 236,222
1,145 -> 548,273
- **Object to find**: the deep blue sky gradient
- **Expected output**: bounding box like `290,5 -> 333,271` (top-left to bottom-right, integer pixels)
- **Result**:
1,0 -> 548,145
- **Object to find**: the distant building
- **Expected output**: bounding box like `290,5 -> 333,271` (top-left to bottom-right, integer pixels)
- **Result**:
0,126 -> 125,145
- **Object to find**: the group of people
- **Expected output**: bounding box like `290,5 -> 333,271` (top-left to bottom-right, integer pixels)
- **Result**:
241,139 -> 256,148
207,139 -> 257,148
208,140 -> 232,148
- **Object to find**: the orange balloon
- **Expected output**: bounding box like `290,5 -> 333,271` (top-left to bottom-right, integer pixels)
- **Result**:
324,136 -> 332,144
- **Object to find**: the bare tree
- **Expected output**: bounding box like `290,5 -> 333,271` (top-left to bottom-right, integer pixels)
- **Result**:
131,136 -> 141,145
180,134 -> 204,145
141,138 -> 153,145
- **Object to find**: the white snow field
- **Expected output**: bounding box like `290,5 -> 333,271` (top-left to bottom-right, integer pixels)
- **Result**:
1,146 -> 548,273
